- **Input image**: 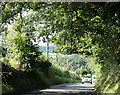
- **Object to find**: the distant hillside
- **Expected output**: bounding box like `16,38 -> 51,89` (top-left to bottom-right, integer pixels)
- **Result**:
39,46 -> 56,53
39,46 -> 94,76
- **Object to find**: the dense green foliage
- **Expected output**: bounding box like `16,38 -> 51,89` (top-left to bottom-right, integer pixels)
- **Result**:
49,54 -> 96,77
1,56 -> 80,94
1,2 -> 79,94
29,2 -> 120,93
95,64 -> 120,93
1,2 -> 120,94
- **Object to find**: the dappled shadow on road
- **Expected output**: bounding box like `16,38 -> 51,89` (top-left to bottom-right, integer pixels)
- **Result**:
22,92 -> 95,95
3,92 -> 118,95
21,83 -> 95,95
21,92 -> 119,95
1,83 -> 95,95
39,92 -> 95,95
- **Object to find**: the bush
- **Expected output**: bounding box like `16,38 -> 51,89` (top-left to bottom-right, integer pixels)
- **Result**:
2,57 -> 81,94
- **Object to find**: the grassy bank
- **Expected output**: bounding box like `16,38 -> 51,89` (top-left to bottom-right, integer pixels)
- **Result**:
2,59 -> 81,94
95,64 -> 120,94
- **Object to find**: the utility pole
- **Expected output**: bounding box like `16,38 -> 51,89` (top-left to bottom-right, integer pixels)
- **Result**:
46,40 -> 49,60
43,37 -> 49,60
67,59 -> 69,70
78,59 -> 79,70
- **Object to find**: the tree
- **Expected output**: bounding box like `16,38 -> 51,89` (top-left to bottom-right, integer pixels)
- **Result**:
32,2 -> 120,64
1,2 -> 120,86
5,15 -> 41,70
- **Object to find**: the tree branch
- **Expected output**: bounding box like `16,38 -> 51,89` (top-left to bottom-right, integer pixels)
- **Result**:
3,2 -> 27,23
2,2 -> 8,10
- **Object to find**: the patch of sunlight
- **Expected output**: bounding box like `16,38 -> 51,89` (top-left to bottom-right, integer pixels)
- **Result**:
103,83 -> 110,93
66,84 -> 94,88
103,80 -> 120,93
102,76 -> 110,86
109,81 -> 119,93
9,59 -> 19,69
41,89 -> 93,93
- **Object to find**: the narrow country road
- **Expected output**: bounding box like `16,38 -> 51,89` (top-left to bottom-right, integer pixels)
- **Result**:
24,83 -> 95,95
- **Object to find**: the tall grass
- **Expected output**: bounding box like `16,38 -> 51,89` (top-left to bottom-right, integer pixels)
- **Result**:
2,58 -> 81,94
95,64 -> 120,94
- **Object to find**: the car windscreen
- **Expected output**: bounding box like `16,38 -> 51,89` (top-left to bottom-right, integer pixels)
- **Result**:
84,76 -> 91,78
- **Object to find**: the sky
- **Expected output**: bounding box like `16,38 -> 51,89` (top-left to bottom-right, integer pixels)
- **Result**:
36,41 -> 55,47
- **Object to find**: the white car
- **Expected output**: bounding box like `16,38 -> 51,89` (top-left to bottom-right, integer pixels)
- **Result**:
82,75 -> 92,84
92,75 -> 96,84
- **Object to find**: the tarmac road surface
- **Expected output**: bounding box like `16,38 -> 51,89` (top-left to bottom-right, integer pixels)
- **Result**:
24,83 -> 95,95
